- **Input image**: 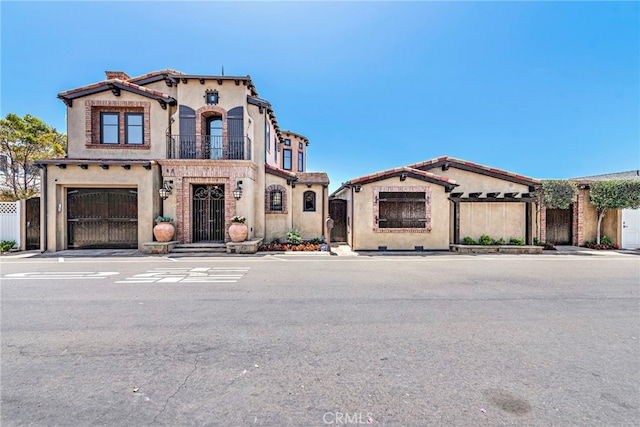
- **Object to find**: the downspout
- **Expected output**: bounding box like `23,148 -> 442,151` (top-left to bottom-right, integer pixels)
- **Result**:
264,109 -> 268,237
40,164 -> 48,253
322,185 -> 326,238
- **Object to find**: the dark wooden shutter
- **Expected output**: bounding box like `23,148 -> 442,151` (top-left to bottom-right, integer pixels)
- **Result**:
179,105 -> 196,159
227,106 -> 245,160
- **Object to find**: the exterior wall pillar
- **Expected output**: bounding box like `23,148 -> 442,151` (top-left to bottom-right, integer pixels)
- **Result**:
574,189 -> 586,246
539,205 -> 547,243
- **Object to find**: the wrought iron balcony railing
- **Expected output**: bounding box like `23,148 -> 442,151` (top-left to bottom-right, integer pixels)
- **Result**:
166,135 -> 251,160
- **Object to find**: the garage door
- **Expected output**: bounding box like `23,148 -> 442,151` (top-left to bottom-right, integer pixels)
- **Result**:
67,188 -> 138,249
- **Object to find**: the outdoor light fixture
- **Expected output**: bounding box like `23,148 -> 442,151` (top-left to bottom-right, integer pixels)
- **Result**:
354,185 -> 362,193
159,180 -> 173,200
400,173 -> 408,181
233,180 -> 243,200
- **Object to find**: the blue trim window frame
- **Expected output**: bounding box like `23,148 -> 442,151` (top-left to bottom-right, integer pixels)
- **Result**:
274,137 -> 278,161
299,142 -> 304,150
298,152 -> 304,172
125,113 -> 144,145
283,149 -> 292,170
100,112 -> 119,144
303,190 -> 316,212
284,138 -> 291,146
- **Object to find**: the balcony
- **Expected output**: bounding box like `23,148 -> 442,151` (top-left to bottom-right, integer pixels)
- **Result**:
166,135 -> 251,160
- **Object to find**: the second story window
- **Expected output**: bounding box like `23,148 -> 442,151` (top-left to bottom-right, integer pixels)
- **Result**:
299,142 -> 304,150
125,113 -> 143,145
283,149 -> 292,170
274,137 -> 278,161
100,113 -> 119,144
284,138 -> 291,146
87,101 -> 150,148
298,152 -> 304,172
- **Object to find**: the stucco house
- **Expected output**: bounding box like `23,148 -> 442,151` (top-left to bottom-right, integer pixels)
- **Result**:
540,170 -> 640,249
330,156 -> 540,251
36,69 -> 329,252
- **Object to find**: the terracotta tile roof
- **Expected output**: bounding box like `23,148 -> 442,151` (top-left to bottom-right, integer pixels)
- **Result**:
296,172 -> 329,184
265,164 -> 297,180
58,78 -> 175,102
348,166 -> 457,186
128,69 -> 186,82
408,156 -> 541,185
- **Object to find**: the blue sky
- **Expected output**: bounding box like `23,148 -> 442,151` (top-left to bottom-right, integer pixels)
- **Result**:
1,1 -> 638,191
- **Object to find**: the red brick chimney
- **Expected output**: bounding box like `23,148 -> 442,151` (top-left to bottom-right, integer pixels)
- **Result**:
105,71 -> 131,80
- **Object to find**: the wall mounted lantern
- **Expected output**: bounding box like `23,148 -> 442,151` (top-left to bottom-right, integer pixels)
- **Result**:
159,180 -> 173,200
233,180 -> 243,200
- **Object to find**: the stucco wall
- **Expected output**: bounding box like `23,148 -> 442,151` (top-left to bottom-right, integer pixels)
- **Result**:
67,91 -> 171,159
580,188 -> 620,244
350,177 -> 450,250
264,174 -> 292,241
43,163 -> 160,251
291,184 -> 327,240
422,167 -> 532,196
460,202 -> 526,240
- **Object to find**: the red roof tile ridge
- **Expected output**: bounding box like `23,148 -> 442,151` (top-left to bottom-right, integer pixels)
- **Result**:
128,69 -> 186,81
265,163 -> 297,177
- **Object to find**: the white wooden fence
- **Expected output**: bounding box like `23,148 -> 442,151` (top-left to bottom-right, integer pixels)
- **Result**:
0,201 -> 20,248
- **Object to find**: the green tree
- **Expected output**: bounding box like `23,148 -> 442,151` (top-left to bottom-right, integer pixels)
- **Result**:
541,179 -> 578,209
589,180 -> 640,244
0,113 -> 66,201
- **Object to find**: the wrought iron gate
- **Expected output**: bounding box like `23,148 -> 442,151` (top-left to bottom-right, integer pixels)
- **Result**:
67,188 -> 138,249
192,184 -> 225,242
25,197 -> 40,250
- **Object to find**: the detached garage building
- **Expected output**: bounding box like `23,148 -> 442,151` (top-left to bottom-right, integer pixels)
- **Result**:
330,156 -> 540,251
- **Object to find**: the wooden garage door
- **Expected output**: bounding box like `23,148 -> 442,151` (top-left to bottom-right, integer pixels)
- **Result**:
546,207 -> 572,245
67,188 -> 138,249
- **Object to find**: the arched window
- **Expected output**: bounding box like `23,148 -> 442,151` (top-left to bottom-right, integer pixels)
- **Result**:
303,191 -> 316,212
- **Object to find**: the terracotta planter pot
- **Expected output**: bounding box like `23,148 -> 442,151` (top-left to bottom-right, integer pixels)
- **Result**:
229,222 -> 248,242
153,222 -> 175,242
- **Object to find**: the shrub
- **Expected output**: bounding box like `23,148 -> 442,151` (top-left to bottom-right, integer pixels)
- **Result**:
479,234 -> 494,245
494,237 -> 506,245
463,236 -> 477,245
509,237 -> 525,246
155,216 -> 172,223
601,235 -> 613,248
0,240 -> 16,252
286,229 -> 303,244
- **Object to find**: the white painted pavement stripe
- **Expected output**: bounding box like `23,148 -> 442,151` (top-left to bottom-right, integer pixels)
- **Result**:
4,272 -> 118,279
58,257 -> 64,263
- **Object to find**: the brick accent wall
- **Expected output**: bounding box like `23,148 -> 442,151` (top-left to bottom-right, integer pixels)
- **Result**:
372,185 -> 432,233
265,184 -> 288,214
159,161 -> 255,243
85,100 -> 150,148
574,189 -> 587,246
195,105 -> 228,156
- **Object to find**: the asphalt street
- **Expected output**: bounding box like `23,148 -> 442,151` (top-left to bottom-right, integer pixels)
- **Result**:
1,252 -> 639,426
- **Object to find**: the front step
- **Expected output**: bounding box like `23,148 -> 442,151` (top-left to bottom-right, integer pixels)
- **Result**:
171,243 -> 227,253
